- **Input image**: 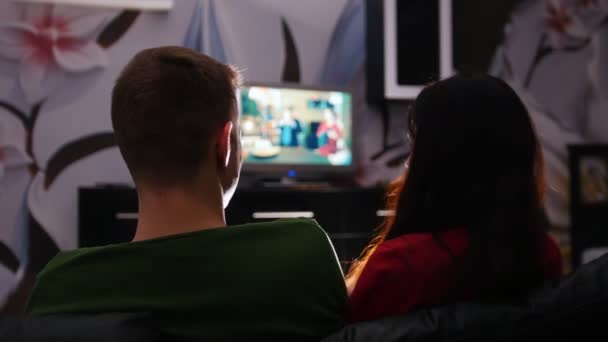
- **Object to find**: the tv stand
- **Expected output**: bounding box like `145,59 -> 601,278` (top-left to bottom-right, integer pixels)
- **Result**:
258,177 -> 332,189
79,185 -> 386,268
240,173 -> 359,189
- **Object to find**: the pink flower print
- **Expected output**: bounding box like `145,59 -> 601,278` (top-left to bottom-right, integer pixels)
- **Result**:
547,1 -> 573,34
0,4 -> 111,104
544,0 -> 591,48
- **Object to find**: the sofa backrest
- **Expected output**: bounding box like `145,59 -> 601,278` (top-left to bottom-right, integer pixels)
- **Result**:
0,313 -> 159,342
322,254 -> 608,342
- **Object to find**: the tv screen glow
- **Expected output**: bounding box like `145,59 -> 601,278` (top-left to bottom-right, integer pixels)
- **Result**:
240,85 -> 353,168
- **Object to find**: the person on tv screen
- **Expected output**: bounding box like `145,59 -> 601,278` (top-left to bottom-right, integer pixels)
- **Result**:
317,108 -> 343,156
261,104 -> 275,139
278,106 -> 302,147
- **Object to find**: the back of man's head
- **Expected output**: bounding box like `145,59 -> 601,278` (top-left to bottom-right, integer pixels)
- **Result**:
111,46 -> 241,195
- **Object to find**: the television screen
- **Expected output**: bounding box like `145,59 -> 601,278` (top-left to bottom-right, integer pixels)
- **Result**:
240,85 -> 353,167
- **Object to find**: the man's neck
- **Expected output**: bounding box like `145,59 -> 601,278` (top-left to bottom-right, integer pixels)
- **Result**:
133,185 -> 226,242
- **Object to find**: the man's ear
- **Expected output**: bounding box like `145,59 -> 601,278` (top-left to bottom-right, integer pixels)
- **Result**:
217,121 -> 233,168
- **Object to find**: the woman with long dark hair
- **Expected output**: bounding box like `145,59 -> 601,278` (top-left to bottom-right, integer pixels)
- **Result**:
345,75 -> 563,323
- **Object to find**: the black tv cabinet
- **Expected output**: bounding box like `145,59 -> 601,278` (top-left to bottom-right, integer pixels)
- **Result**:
78,185 -> 387,267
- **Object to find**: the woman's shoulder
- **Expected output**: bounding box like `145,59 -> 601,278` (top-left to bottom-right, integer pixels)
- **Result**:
376,228 -> 468,257
364,228 -> 469,277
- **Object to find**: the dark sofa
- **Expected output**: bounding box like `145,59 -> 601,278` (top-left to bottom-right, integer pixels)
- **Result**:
322,253 -> 608,341
0,313 -> 159,342
2,254 -> 607,341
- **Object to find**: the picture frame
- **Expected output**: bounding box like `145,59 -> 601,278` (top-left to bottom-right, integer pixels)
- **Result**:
568,144 -> 608,267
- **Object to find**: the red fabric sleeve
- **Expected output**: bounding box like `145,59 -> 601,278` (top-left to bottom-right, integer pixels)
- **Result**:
541,233 -> 564,278
345,245 -> 422,324
317,123 -> 328,137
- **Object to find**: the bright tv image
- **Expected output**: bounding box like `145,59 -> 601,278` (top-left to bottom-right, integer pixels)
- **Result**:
240,85 -> 353,167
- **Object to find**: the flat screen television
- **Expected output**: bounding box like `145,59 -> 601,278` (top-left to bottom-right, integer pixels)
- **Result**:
239,83 -> 354,179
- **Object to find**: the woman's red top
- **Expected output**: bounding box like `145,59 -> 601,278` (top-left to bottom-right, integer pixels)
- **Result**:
346,228 -> 563,323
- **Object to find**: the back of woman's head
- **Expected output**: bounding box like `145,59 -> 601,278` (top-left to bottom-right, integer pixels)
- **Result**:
401,75 -> 545,299
397,75 -> 542,233
350,75 -> 547,300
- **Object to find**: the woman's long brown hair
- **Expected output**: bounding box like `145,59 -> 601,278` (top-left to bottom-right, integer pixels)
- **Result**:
346,174 -> 405,290
347,75 -> 547,299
